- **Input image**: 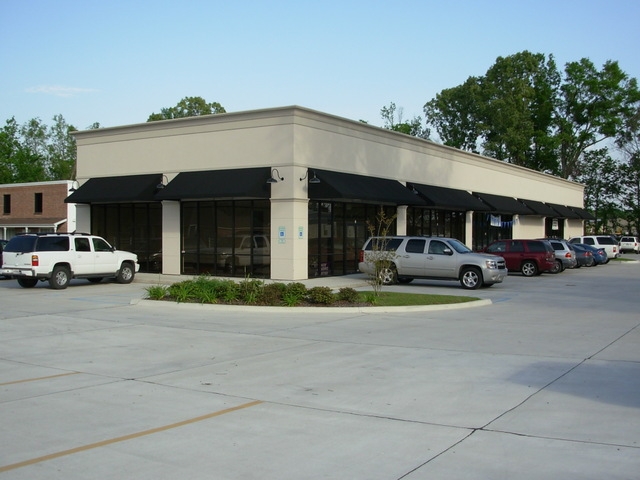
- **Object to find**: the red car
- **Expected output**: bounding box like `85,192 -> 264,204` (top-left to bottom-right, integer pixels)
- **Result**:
484,239 -> 556,276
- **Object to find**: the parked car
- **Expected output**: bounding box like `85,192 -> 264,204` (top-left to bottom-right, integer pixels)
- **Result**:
543,238 -> 578,273
358,236 -> 507,289
571,244 -> 596,267
0,233 -> 139,289
619,236 -> 639,254
484,239 -> 556,276
574,243 -> 608,265
568,236 -> 618,260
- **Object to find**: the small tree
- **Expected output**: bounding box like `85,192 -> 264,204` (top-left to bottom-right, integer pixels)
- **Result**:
364,208 -> 398,296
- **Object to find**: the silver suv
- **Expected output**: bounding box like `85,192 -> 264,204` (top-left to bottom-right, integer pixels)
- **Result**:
358,236 -> 507,289
1,233 -> 139,289
544,238 -> 578,272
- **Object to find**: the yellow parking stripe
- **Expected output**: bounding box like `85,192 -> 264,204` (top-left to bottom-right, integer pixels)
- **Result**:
0,400 -> 263,473
0,372 -> 80,386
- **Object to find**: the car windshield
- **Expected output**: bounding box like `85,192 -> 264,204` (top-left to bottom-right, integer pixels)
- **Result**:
447,238 -> 472,254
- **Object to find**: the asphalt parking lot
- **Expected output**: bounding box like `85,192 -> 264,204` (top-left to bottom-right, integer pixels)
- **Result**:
1,261 -> 639,479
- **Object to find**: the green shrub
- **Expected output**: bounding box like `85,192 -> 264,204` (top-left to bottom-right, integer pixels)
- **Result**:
260,282 -> 286,305
337,287 -> 359,303
168,280 -> 198,303
217,279 -> 240,303
307,286 -> 335,305
238,278 -> 264,304
191,276 -> 220,304
364,292 -> 378,305
145,284 -> 168,300
282,282 -> 308,306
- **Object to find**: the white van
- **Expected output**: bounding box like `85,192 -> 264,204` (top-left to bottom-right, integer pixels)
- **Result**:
568,235 -> 620,259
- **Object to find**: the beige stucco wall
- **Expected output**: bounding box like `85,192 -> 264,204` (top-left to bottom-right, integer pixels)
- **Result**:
73,106 -> 587,279
73,106 -> 584,208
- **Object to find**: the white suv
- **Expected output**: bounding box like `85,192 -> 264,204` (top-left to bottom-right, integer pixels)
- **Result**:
1,233 -> 139,289
568,235 -> 620,259
619,236 -> 639,254
358,236 -> 507,289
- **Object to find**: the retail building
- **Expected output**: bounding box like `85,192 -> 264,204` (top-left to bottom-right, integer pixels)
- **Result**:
67,106 -> 591,280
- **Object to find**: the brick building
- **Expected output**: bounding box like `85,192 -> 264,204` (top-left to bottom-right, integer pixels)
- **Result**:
0,181 -> 77,240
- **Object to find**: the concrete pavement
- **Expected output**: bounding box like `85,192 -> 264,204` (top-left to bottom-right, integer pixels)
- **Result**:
0,261 -> 639,479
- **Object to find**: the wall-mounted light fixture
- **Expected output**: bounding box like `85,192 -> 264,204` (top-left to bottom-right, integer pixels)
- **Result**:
69,180 -> 79,192
300,169 -> 321,184
156,174 -> 169,189
267,168 -> 284,184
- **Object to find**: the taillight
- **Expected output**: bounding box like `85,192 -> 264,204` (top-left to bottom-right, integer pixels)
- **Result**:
32,255 -> 39,266
564,252 -> 572,258
358,250 -> 364,262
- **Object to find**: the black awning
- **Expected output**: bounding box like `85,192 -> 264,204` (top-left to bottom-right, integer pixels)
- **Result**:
408,183 -> 490,211
473,192 -> 535,215
309,169 -> 425,206
568,206 -> 594,220
155,167 -> 271,200
548,203 -> 582,219
518,199 -> 558,216
65,174 -> 163,204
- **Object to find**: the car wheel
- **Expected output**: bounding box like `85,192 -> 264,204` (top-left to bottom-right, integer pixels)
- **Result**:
88,277 -> 103,284
50,266 -> 70,289
460,267 -> 483,289
377,264 -> 398,285
550,259 -> 563,274
521,261 -> 538,277
116,263 -> 135,284
587,257 -> 596,267
17,278 -> 38,288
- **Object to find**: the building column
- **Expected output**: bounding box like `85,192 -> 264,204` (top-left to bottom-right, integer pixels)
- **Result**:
75,204 -> 91,233
161,200 -> 181,275
465,211 -> 474,246
270,198 -> 309,280
396,205 -> 408,235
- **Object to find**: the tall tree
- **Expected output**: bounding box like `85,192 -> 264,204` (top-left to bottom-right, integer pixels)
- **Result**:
48,114 -> 77,180
480,52 -> 560,172
380,102 -> 430,139
617,106 -> 640,233
148,96 -> 226,121
574,148 -> 622,233
424,76 -> 484,152
424,52 -> 640,179
0,115 -> 78,184
556,59 -> 640,178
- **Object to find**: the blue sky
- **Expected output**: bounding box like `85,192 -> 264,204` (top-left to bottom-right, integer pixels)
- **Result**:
2,0 -> 639,131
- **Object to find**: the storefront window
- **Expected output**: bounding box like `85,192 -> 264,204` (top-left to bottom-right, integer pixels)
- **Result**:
406,207 -> 466,242
91,203 -> 162,273
308,201 -> 394,277
472,212 -> 513,251
181,200 -> 270,278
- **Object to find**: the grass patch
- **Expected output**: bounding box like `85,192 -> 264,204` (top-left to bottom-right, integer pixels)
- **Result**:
361,291 -> 478,307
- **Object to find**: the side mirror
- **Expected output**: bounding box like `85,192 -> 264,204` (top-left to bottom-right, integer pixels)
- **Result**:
443,247 -> 453,256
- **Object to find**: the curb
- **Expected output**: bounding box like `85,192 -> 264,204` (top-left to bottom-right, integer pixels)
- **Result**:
132,298 -> 492,313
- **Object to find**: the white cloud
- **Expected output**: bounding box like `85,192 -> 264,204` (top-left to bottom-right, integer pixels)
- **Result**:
25,85 -> 98,97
